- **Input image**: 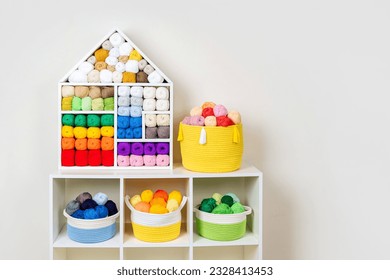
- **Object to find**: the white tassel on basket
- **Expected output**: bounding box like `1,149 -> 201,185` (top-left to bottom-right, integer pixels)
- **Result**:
199,127 -> 207,145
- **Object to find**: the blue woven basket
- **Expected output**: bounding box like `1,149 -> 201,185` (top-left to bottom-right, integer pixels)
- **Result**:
63,210 -> 119,243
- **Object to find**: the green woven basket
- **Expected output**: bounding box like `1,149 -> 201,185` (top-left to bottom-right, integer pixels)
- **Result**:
194,206 -> 252,241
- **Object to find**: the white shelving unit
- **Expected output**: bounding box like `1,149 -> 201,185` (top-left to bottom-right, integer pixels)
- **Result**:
49,162 -> 263,260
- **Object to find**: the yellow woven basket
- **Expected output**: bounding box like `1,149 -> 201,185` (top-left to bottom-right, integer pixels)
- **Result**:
125,195 -> 187,242
177,123 -> 243,172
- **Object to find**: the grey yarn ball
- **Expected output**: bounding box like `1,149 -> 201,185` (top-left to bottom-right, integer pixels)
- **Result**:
76,192 -> 92,204
66,200 -> 80,215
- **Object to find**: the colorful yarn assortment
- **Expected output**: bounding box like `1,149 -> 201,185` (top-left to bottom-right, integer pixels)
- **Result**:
182,102 -> 241,127
61,86 -> 115,111
69,192 -> 118,220
68,32 -> 165,84
129,189 -> 182,214
116,142 -> 170,167
199,192 -> 245,214
61,114 -> 114,166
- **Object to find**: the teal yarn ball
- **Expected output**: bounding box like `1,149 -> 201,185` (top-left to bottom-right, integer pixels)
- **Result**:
225,192 -> 240,203
200,198 -> 217,213
65,200 -> 80,215
101,114 -> 114,126
87,114 -> 101,127
74,114 -> 87,127
211,203 -> 233,214
221,195 -> 234,207
62,114 -> 75,126
84,208 -> 99,219
71,209 -> 85,219
231,202 -> 245,213
95,205 -> 108,218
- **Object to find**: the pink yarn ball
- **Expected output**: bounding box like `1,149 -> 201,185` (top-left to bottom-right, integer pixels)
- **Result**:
213,104 -> 228,117
143,155 -> 156,166
190,115 -> 205,126
117,155 -> 130,166
182,116 -> 191,125
130,155 -> 144,166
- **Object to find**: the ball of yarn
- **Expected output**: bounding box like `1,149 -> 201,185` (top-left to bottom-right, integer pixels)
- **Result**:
71,209 -> 85,219
76,192 -> 92,204
78,61 -> 94,74
204,116 -> 217,126
95,61 -> 107,71
231,202 -> 245,214
84,208 -> 99,219
130,194 -> 142,207
228,111 -> 242,124
134,201 -> 150,213
190,115 -> 205,126
202,107 -> 214,118
149,204 -> 168,214
109,32 -> 124,47
190,106 -> 202,117
138,59 -> 147,70
202,101 -> 216,109
87,69 -> 100,83
100,69 -> 113,83
221,195 -> 234,207
105,200 -> 118,216
150,197 -> 167,208
211,193 -> 223,205
87,55 -> 96,65
93,192 -> 109,206
94,48 -> 109,62
213,104 -> 228,117
153,189 -> 168,202
80,198 -> 98,210
168,190 -> 182,205
95,205 -> 109,218
141,189 -> 154,203
212,203 -> 233,214
216,116 -> 235,127
166,199 -> 179,213
182,116 -> 191,125
200,198 -> 217,213
119,42 -> 133,56
69,70 -> 87,83
65,200 -> 80,215
225,192 -> 240,203
102,40 -> 113,50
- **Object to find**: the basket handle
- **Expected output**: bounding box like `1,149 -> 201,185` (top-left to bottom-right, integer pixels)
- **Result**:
233,125 -> 240,144
177,123 -> 184,142
193,205 -> 252,215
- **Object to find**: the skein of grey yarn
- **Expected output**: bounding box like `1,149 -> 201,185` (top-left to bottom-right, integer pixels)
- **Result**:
76,192 -> 92,204
66,200 -> 80,215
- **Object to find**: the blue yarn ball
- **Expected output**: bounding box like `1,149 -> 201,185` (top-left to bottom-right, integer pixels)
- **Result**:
105,200 -> 118,216
95,205 -> 109,218
80,198 -> 98,210
93,192 -> 108,206
71,209 -> 85,219
84,208 -> 99,219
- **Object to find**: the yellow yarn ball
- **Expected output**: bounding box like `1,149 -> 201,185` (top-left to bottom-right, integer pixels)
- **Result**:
166,199 -> 179,213
168,190 -> 182,205
129,49 -> 142,61
149,204 -> 168,214
94,48 -> 109,62
87,127 -> 101,139
130,195 -> 142,207
61,125 -> 74,138
73,127 -> 87,139
122,72 -> 136,83
141,189 -> 154,203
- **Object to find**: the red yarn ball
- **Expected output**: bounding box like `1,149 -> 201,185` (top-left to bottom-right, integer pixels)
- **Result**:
202,107 -> 214,118
216,116 -> 235,127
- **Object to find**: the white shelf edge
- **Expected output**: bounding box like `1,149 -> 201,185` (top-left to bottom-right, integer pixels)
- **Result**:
192,230 -> 259,247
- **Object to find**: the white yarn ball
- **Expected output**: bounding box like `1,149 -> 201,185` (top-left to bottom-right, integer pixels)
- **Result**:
118,86 -> 130,97
105,56 -> 118,66
100,69 -> 113,83
109,47 -> 120,58
109,32 -> 125,47
130,86 -> 143,97
87,56 -> 96,65
119,42 -> 133,56
87,69 -> 100,83
143,65 -> 155,75
147,70 -> 164,83
112,71 -> 123,83
138,59 -> 147,70
102,40 -> 113,50
78,62 -> 94,74
69,70 -> 87,83
143,87 -> 156,99
125,60 -> 139,73
156,87 -> 169,100
115,62 -> 126,73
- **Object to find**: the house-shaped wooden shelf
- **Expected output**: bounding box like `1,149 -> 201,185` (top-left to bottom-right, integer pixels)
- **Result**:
59,28 -> 173,169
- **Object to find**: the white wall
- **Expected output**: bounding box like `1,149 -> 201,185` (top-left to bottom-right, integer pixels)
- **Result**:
1,0 -> 390,259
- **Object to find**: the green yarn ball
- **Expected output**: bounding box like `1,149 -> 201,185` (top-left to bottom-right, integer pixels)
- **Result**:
212,193 -> 223,205
101,114 -> 114,126
211,203 -> 233,214
221,195 -> 234,207
104,97 -> 115,111
200,198 -> 216,213
87,114 -> 101,127
74,114 -> 87,127
231,202 -> 245,213
62,114 -> 75,126
225,192 -> 240,203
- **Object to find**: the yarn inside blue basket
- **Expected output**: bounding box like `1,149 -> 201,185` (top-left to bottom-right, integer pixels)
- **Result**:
93,192 -> 108,206
66,200 -> 80,215
84,208 -> 99,219
80,198 -> 98,210
95,205 -> 109,218
71,209 -> 85,219
105,200 -> 118,216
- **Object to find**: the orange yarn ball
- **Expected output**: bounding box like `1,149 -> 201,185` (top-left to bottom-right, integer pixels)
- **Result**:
122,72 -> 136,83
134,201 -> 151,213
149,204 -> 168,214
150,197 -> 167,208
153,189 -> 169,202
202,101 -> 216,109
94,48 -> 109,62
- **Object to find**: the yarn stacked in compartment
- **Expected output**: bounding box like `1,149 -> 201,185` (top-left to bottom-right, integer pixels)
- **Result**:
61,114 -> 114,166
61,86 -> 115,111
117,86 -> 170,139
66,192 -> 118,219
181,102 -> 241,127
129,189 -> 182,214
117,142 -> 170,167
67,32 -> 165,84
198,192 -> 245,214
